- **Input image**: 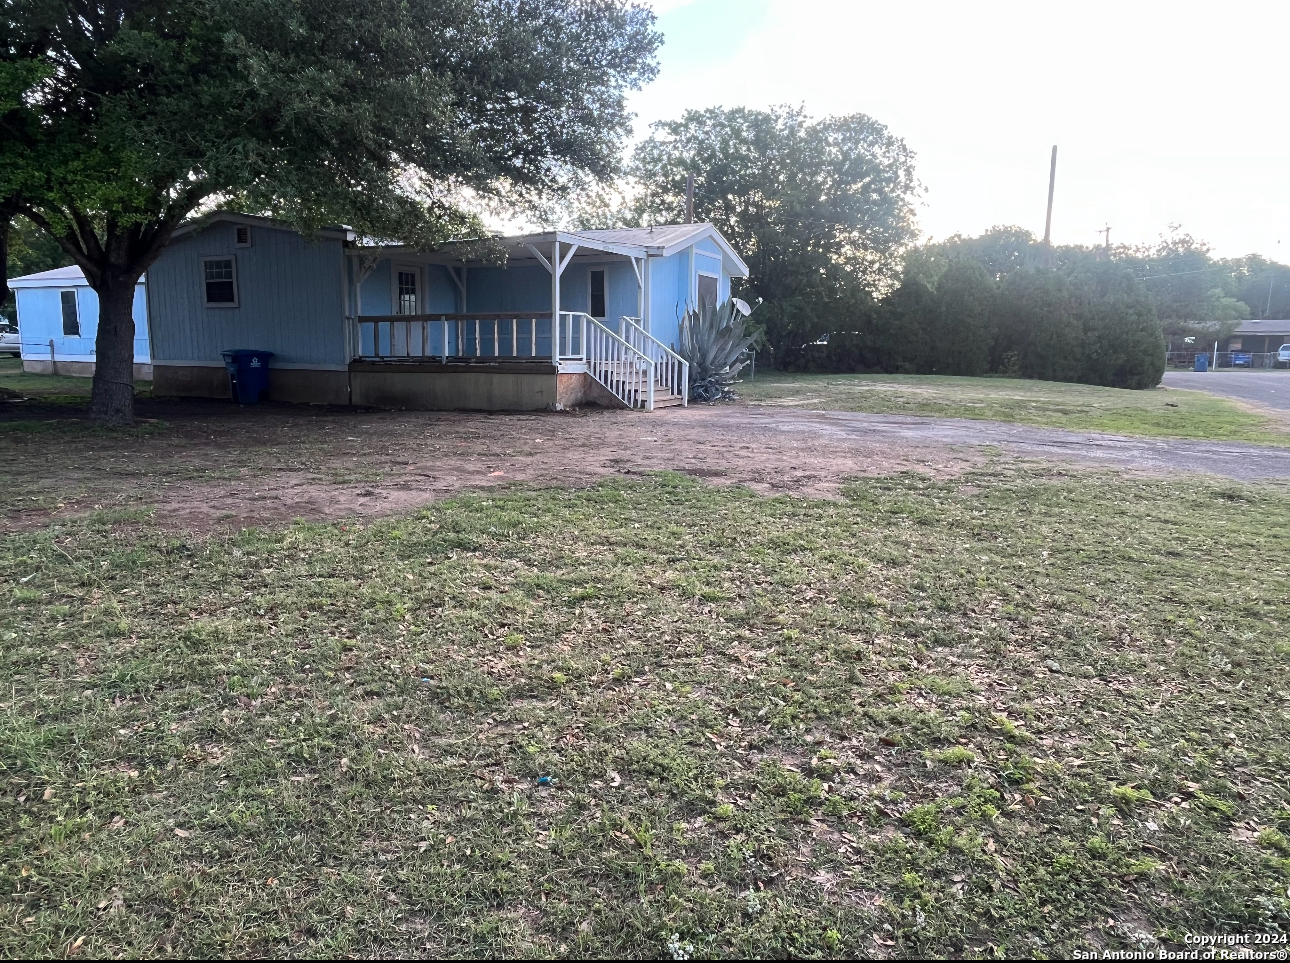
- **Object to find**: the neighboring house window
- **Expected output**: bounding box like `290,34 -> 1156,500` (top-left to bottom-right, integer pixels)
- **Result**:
60,290 -> 80,336
234,225 -> 251,247
697,274 -> 719,310
203,256 -> 238,307
397,269 -> 419,315
590,269 -> 606,318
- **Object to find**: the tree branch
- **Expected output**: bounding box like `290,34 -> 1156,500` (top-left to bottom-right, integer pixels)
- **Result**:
16,204 -> 101,287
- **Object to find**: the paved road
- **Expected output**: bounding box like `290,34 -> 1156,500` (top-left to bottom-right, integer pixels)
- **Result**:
1163,370 -> 1290,411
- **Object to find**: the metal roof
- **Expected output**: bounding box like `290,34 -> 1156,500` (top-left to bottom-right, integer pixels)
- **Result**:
1233,319 -> 1290,335
7,265 -> 88,287
566,224 -> 710,249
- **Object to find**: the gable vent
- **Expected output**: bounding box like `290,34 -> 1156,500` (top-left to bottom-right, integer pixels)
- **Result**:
234,225 -> 251,247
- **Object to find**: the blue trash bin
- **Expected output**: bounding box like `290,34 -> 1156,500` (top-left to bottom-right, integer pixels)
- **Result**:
1194,353 -> 1208,372
221,349 -> 274,404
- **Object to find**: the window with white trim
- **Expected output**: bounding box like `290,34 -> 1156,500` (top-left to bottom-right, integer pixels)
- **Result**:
397,268 -> 419,315
697,273 -> 719,311
60,290 -> 80,336
203,256 -> 239,307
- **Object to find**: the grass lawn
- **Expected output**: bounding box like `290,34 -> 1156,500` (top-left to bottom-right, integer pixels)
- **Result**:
739,373 -> 1290,445
3,468 -> 1289,957
0,356 -> 152,402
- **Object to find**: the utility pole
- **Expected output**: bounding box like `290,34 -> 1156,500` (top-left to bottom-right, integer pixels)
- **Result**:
1043,145 -> 1057,248
685,174 -> 695,224
1269,241 -> 1279,315
1097,224 -> 1112,258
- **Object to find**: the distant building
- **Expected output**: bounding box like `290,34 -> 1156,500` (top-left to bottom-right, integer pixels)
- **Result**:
8,265 -> 151,378
1221,320 -> 1290,355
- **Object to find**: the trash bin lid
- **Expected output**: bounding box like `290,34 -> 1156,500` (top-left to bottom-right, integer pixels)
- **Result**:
222,349 -> 275,359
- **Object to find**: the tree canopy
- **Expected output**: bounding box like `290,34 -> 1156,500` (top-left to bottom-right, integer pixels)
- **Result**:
581,105 -> 919,358
1,214 -> 70,321
790,245 -> 1167,390
1,0 -> 660,421
908,224 -> 1289,347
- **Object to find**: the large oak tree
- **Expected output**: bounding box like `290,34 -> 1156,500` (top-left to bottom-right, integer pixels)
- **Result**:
598,106 -> 919,359
1,0 -> 660,423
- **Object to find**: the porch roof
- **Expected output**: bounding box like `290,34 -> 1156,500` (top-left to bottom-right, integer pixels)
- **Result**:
359,223 -> 750,278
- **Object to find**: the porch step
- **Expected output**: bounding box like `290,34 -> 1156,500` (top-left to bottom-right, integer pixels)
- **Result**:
651,384 -> 684,408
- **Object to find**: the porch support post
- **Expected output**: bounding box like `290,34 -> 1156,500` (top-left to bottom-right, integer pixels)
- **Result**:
449,264 -> 467,313
631,256 -> 644,325
551,239 -> 560,363
642,255 -> 652,333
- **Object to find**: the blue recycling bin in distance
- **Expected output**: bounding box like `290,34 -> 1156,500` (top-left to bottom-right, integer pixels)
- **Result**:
221,349 -> 274,404
1194,353 -> 1208,372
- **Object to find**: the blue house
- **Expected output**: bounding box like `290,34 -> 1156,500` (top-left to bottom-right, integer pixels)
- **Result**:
145,213 -> 749,410
8,266 -> 151,378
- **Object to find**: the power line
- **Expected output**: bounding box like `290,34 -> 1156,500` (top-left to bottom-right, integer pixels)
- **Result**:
1134,266 -> 1236,280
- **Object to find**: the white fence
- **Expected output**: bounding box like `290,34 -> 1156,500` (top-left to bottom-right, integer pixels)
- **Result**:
1167,351 -> 1289,369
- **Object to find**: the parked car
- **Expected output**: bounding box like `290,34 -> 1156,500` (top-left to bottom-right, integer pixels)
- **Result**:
1231,351 -> 1252,367
1279,344 -> 1290,367
0,327 -> 20,357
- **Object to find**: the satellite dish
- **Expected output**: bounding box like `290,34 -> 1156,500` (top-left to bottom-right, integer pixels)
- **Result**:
732,297 -> 753,317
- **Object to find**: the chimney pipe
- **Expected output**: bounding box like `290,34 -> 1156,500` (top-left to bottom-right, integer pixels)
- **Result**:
685,175 -> 694,224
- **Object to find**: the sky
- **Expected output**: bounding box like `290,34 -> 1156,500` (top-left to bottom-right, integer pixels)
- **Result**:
632,0 -> 1289,261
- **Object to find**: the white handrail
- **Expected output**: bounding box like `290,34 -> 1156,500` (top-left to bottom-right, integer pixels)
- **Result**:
574,313 -> 655,410
619,316 -> 689,407
556,311 -> 586,361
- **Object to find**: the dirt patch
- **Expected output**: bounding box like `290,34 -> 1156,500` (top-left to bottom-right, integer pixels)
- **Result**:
0,399 -> 980,534
151,405 -> 979,532
8,398 -> 1288,536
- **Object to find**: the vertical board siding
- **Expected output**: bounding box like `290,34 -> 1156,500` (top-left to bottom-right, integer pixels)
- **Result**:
426,265 -> 459,313
648,248 -> 692,349
357,261 -> 393,316
464,264 -> 551,313
15,284 -> 149,362
148,224 -> 345,366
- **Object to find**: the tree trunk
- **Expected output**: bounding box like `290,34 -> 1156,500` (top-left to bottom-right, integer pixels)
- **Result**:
0,213 -> 11,299
89,277 -> 140,426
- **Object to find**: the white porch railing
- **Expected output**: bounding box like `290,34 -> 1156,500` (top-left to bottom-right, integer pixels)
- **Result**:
349,311 -> 684,412
559,311 -> 656,410
618,316 -> 689,406
352,312 -> 555,362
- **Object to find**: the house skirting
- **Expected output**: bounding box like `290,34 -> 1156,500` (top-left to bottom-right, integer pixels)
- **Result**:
152,365 -> 350,405
23,359 -> 153,380
151,361 -> 626,411
351,361 -> 562,411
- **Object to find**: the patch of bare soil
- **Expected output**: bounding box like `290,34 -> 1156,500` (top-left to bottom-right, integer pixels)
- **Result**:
154,406 -> 980,532
0,399 -> 981,534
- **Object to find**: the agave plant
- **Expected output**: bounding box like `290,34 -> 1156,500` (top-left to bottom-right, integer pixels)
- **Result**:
676,298 -> 759,402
